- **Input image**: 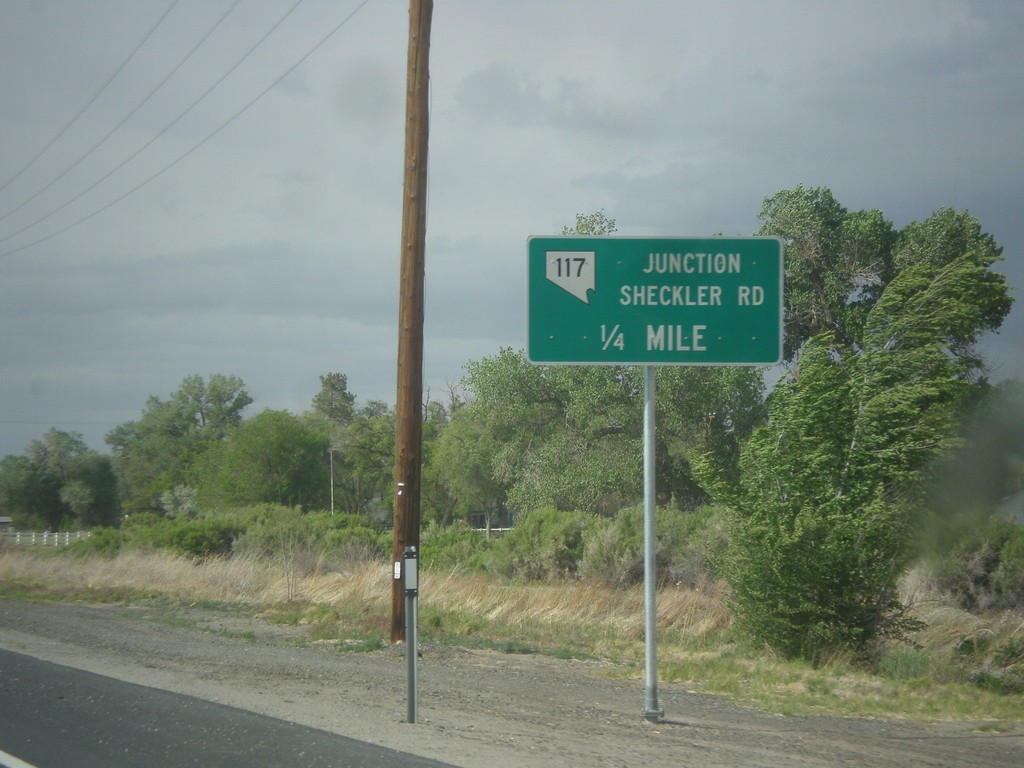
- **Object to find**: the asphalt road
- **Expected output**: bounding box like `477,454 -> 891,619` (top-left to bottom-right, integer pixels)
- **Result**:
0,649 -> 452,768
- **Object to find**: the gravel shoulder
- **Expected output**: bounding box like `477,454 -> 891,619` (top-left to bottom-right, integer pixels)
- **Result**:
1,599 -> 1021,768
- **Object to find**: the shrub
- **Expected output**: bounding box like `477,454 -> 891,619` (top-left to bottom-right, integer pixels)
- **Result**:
488,507 -> 594,580
931,512 -> 1024,611
68,526 -> 124,556
942,631 -> 1024,696
579,514 -> 643,587
992,526 -> 1024,607
173,520 -> 238,556
580,505 -> 728,588
420,521 -> 493,574
723,496 -> 919,661
232,506 -> 387,569
123,515 -> 238,557
139,519 -> 237,557
236,506 -> 318,558
663,504 -> 730,585
322,525 -> 389,562
121,511 -> 164,531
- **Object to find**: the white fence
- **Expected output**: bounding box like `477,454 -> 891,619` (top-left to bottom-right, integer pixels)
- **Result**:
1,530 -> 91,546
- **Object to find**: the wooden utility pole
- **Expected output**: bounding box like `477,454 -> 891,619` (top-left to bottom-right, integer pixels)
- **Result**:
391,0 -> 432,643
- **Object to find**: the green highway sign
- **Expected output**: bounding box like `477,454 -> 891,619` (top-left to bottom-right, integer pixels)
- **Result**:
527,236 -> 783,365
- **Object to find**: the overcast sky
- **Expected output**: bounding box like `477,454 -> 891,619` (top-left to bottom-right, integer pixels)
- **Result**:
1,0 -> 1022,458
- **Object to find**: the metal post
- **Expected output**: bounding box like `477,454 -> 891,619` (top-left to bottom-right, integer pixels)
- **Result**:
329,449 -> 335,514
642,365 -> 663,722
404,546 -> 419,724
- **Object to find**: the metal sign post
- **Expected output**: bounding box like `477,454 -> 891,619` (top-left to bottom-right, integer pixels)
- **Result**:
642,366 -> 663,723
404,546 -> 419,724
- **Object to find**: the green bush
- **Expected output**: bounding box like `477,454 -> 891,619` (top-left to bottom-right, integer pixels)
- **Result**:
992,526 -> 1024,607
120,514 -> 238,557
420,521 -> 493,574
232,506 -> 387,568
580,513 -> 642,587
876,645 -> 934,681
127,517 -> 238,557
580,505 -> 728,587
931,512 -> 1024,611
171,520 -> 238,556
322,525 -> 389,562
946,633 -> 1024,696
664,504 -> 730,585
968,668 -> 1024,695
488,507 -> 594,580
723,496 -> 915,661
121,511 -> 164,531
237,505 -> 319,557
68,526 -> 124,556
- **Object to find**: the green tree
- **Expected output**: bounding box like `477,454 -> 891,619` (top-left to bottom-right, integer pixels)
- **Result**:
656,366 -> 766,507
311,372 -> 356,425
106,374 -> 252,511
310,372 -> 358,515
327,401 -> 395,518
61,452 -> 119,528
420,398 -> 459,526
891,207 -> 1010,373
195,409 -> 329,509
428,404 -> 506,528
703,194 -> 1012,660
758,185 -> 897,360
456,344 -> 766,518
176,374 -> 254,437
562,209 -> 617,236
0,454 -> 60,530
459,349 -> 643,515
0,430 -> 119,530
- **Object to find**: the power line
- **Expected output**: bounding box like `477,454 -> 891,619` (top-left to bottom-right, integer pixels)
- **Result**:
1,0 -> 373,260
0,0 -> 180,197
0,0 -> 240,227
3,0 -> 288,249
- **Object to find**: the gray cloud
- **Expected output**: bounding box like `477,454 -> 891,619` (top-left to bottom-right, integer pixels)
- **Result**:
1,0 -> 1022,457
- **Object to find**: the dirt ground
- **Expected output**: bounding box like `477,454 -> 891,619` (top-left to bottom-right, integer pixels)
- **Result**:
0,599 -> 1021,767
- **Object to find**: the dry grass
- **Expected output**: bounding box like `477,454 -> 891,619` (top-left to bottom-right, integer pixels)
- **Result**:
0,547 -> 729,651
422,571 -> 730,643
0,547 -> 385,606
